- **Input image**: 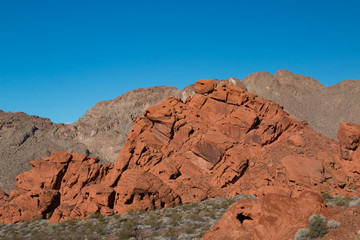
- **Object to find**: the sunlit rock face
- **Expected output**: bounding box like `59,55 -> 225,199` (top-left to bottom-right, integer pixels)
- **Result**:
1,82 -> 359,225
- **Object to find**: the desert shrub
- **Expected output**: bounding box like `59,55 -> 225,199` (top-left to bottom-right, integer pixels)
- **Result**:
294,228 -> 309,240
169,212 -> 182,226
350,198 -> 360,207
321,193 -> 354,207
181,203 -> 194,211
116,218 -> 139,240
184,225 -> 196,234
164,227 -> 177,237
308,214 -> 327,239
321,192 -> 333,202
202,209 -> 216,218
0,194 -> 255,240
187,212 -> 203,222
143,212 -> 161,228
327,219 -> 341,229
220,198 -> 237,209
334,196 -> 350,206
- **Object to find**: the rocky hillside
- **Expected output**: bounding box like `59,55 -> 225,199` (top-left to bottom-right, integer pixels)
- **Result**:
0,70 -> 358,194
0,86 -> 192,192
0,111 -> 89,192
244,69 -> 360,139
1,81 -> 359,240
0,79 -> 240,193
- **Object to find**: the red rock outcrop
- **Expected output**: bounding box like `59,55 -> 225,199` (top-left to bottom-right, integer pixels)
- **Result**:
194,79 -> 217,94
338,122 -> 360,161
203,191 -> 326,240
1,82 -> 360,226
0,152 -> 110,223
2,70 -> 359,194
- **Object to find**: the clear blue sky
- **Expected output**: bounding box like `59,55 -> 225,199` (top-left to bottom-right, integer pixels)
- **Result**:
1,0 -> 359,123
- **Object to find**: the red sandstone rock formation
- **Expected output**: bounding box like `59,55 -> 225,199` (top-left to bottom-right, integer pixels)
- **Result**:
338,122 -> 360,161
194,79 -> 217,94
1,82 -> 360,227
2,70 -> 359,194
202,191 -> 326,240
0,152 -> 110,223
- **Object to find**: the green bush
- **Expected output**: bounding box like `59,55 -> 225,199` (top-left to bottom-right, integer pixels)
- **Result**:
334,196 -> 349,206
143,212 -> 160,228
327,219 -> 340,229
308,214 -> 327,239
164,227 -> 177,237
294,228 -> 309,240
321,193 -> 353,207
321,192 -> 333,203
349,198 -> 360,207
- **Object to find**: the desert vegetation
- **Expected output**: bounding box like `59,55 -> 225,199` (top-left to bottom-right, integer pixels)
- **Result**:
0,194 -> 253,240
294,214 -> 341,240
321,192 -> 360,207
293,193 -> 360,240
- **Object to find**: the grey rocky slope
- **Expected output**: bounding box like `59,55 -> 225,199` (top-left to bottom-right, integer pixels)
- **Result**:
0,86 -> 194,192
56,86 -> 187,164
0,71 -> 359,193
243,69 -> 360,139
0,111 -> 89,192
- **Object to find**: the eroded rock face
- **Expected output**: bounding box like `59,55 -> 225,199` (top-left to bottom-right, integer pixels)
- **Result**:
0,152 -> 109,224
337,122 -> 360,180
338,122 -> 360,161
202,191 -> 326,240
1,84 -> 360,224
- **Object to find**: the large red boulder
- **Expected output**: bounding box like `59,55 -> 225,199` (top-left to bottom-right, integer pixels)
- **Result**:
112,169 -> 181,214
0,152 -> 108,223
15,152 -> 71,191
0,189 -> 60,224
194,79 -> 217,94
203,191 -> 326,240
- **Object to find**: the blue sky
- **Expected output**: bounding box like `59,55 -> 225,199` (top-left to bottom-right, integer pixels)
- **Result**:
1,0 -> 359,123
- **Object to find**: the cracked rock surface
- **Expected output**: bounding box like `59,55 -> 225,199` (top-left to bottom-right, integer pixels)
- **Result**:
1,83 -> 359,226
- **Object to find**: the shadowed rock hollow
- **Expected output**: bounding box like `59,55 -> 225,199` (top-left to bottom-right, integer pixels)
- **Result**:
1,81 -> 359,232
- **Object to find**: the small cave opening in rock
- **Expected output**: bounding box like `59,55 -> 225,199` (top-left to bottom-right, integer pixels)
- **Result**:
236,213 -> 252,224
108,191 -> 116,208
188,129 -> 195,137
